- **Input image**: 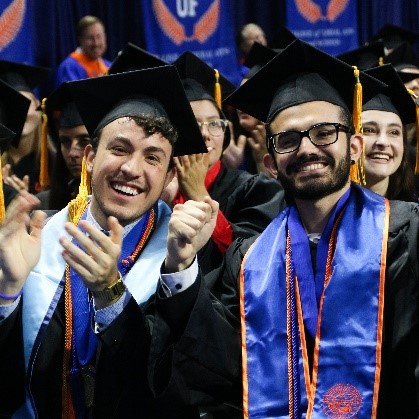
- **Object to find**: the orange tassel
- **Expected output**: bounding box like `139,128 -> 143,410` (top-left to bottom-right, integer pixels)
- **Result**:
214,69 -> 222,109
0,160 -> 5,224
350,67 -> 366,185
67,156 -> 91,225
39,98 -> 49,190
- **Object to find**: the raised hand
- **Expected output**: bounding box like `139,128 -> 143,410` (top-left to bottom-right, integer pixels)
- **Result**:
59,216 -> 123,307
0,191 -> 46,300
222,135 -> 247,169
165,197 -> 219,273
247,124 -> 271,175
174,153 -> 210,201
4,173 -> 30,193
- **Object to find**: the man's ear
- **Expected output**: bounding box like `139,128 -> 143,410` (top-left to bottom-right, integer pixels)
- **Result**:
84,144 -> 95,174
349,133 -> 363,163
263,153 -> 278,178
164,166 -> 176,188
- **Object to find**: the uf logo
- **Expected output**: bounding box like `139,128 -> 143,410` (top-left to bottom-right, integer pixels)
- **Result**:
176,0 -> 198,17
153,0 -> 220,45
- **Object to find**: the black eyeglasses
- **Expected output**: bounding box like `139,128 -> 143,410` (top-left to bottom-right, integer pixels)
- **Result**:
268,122 -> 351,154
196,118 -> 228,136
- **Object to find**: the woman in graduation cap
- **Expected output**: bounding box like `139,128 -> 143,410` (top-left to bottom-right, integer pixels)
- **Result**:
0,60 -> 56,194
362,64 -> 417,202
171,51 -> 286,275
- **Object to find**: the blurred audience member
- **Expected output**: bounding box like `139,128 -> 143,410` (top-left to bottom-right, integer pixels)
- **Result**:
54,15 -> 111,87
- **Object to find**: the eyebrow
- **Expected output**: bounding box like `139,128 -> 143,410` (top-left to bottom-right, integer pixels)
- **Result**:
363,120 -> 402,128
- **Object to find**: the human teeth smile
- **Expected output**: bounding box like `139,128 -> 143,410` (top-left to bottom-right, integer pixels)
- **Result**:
297,163 -> 325,172
112,183 -> 139,196
369,153 -> 390,161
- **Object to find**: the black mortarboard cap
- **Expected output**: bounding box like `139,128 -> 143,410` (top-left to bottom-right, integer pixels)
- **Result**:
386,41 -> 419,66
107,42 -> 167,75
0,59 -> 50,92
173,51 -> 236,105
0,79 -> 30,150
269,26 -> 297,50
337,41 -> 385,70
43,82 -> 84,142
243,42 -> 280,79
65,65 -> 206,156
370,24 -> 419,50
224,39 -> 386,124
363,64 -> 416,124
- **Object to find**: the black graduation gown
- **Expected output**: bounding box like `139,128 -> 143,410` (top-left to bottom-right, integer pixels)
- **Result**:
199,164 -> 286,274
0,292 -> 199,418
151,199 -> 419,418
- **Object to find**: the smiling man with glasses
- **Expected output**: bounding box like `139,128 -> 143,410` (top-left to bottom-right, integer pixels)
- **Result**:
151,40 -> 419,418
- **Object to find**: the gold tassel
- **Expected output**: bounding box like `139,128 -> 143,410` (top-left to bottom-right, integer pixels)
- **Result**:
378,56 -> 384,66
39,98 -> 49,190
0,160 -> 5,224
407,88 -> 419,174
350,66 -> 366,185
67,156 -> 91,225
214,69 -> 222,109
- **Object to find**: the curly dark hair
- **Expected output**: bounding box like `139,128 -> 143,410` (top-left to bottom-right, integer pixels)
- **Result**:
91,114 -> 178,169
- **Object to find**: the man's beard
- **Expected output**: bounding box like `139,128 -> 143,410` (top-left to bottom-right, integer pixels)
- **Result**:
277,150 -> 351,201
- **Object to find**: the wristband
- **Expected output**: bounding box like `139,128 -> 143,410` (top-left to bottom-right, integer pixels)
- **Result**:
0,289 -> 23,300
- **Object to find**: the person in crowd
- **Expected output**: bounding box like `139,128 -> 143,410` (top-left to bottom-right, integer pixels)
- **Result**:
0,79 -> 30,212
150,39 -> 419,418
362,64 -> 417,201
369,23 -> 419,55
223,42 -> 280,175
54,15 -> 111,88
36,82 -> 91,210
170,51 -> 286,274
0,65 -> 207,418
0,60 -> 55,194
235,22 -> 268,78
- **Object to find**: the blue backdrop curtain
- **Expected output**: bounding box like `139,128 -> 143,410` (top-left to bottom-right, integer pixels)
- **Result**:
3,0 -> 418,97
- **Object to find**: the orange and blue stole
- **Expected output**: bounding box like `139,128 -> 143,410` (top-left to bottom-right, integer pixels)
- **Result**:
240,185 -> 389,418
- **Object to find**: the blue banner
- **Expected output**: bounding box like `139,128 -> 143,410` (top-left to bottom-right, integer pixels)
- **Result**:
141,0 -> 241,86
286,0 -> 358,56
0,0 -> 33,63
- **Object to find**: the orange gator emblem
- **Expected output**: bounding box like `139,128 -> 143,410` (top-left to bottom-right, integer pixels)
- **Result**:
322,383 -> 363,418
294,0 -> 349,23
0,0 -> 26,51
152,0 -> 219,45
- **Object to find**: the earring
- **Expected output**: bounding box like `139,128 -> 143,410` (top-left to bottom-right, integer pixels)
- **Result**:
350,159 -> 355,165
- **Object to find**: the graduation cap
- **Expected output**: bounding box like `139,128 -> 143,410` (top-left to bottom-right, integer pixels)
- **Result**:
0,59 -> 50,92
386,41 -> 419,66
0,79 -> 31,149
107,42 -> 167,75
337,41 -> 385,70
363,64 -> 416,124
385,42 -> 419,83
269,26 -> 297,50
394,67 -> 419,84
35,82 -> 87,191
173,51 -> 236,108
224,39 -> 386,125
42,82 -> 85,142
65,65 -> 206,157
243,42 -> 280,79
370,24 -> 419,50
0,79 -> 31,223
